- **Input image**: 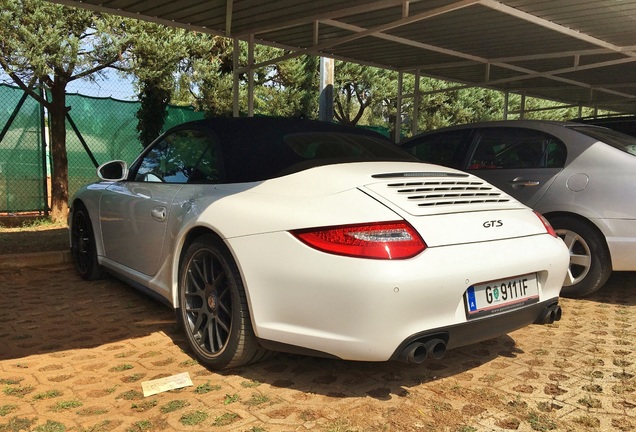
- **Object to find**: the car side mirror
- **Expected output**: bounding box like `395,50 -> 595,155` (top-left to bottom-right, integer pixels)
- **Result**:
97,160 -> 128,182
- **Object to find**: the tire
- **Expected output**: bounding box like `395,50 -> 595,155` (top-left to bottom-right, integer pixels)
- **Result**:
70,203 -> 104,281
177,234 -> 268,370
550,216 -> 611,298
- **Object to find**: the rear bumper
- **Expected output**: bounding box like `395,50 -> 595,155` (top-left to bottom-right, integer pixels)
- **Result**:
389,297 -> 560,361
229,231 -> 568,362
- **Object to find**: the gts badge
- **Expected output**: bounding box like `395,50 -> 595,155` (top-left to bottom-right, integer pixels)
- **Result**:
483,220 -> 503,228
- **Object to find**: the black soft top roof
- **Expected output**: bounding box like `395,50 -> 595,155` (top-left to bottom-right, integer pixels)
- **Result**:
167,117 -> 415,183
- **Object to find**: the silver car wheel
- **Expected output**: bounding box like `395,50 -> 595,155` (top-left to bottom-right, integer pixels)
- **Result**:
556,228 -> 592,286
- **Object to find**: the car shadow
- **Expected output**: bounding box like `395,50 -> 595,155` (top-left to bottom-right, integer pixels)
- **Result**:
574,271 -> 636,306
218,334 -> 522,401
0,265 -> 180,361
0,264 -> 542,401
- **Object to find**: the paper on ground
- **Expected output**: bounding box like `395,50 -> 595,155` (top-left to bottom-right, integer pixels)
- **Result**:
142,372 -> 193,397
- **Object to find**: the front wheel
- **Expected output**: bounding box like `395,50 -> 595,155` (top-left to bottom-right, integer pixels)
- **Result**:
177,234 -> 268,369
70,204 -> 103,280
550,216 -> 611,298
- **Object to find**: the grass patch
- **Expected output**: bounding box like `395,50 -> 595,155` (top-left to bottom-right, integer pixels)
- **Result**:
578,395 -> 602,409
33,420 -> 66,432
223,393 -> 240,405
179,410 -> 208,426
212,412 -> 238,427
528,411 -> 557,431
194,382 -> 220,394
77,420 -> 117,432
179,359 -> 199,367
245,393 -> 270,406
18,218 -> 63,229
50,400 -> 83,412
121,373 -> 146,383
241,380 -> 261,388
126,420 -> 152,432
159,400 -> 188,414
33,390 -> 63,400
131,400 -> 157,412
0,405 -> 18,417
109,364 -> 134,372
0,379 -> 22,386
3,385 -> 34,398
114,351 -> 137,358
77,407 -> 108,416
0,416 -> 36,431
573,415 -> 600,428
116,390 -> 144,401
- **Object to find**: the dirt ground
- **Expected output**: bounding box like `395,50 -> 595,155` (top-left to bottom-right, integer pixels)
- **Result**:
0,261 -> 635,432
0,224 -> 68,255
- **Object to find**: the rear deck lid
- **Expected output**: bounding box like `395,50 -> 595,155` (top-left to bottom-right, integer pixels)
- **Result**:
361,171 -> 548,247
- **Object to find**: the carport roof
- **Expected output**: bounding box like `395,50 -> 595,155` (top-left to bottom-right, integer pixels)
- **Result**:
50,0 -> 636,114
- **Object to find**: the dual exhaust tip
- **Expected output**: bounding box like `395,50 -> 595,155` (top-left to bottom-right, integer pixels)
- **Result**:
399,338 -> 447,364
536,303 -> 562,325
400,304 -> 563,364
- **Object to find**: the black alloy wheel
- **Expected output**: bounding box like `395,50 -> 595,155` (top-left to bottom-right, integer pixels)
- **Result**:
70,204 -> 103,280
177,234 -> 265,369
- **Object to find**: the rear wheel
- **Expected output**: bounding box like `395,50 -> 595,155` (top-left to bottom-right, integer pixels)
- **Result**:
70,204 -> 103,280
550,216 -> 611,298
177,234 -> 268,369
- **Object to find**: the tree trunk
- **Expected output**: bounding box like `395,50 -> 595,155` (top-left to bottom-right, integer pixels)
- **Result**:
49,84 -> 69,224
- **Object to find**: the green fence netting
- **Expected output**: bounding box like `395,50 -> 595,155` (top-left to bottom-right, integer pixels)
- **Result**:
0,83 -> 206,213
0,84 -> 45,213
65,94 -> 205,199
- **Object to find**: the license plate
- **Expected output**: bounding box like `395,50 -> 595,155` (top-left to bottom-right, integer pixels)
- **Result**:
465,273 -> 539,319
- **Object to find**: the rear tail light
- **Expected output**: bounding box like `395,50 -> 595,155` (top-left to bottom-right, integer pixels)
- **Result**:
534,211 -> 557,237
291,221 -> 426,259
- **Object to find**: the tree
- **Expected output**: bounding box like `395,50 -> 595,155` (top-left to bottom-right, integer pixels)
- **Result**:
0,0 -> 132,222
120,24 -> 219,146
175,36 -> 235,117
333,62 -> 395,127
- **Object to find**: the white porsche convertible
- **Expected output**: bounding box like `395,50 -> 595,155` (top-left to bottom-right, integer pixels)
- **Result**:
70,117 -> 569,370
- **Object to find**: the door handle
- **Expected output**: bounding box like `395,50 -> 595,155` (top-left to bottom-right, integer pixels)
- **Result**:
151,206 -> 167,222
507,179 -> 540,187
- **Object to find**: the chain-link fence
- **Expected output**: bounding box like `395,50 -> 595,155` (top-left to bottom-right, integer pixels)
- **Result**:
0,84 -> 205,214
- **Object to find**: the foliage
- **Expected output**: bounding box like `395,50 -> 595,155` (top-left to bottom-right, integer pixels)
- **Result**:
177,42 -> 320,119
119,23 -> 209,146
334,61 -> 396,128
415,79 -> 505,134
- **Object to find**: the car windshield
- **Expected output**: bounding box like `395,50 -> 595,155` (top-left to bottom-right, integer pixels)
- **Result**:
568,125 -> 636,156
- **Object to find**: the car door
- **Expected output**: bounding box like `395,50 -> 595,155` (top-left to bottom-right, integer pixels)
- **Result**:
99,127 -> 220,276
464,127 -> 566,207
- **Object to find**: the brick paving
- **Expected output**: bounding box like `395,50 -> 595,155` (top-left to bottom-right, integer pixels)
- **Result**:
0,263 -> 634,431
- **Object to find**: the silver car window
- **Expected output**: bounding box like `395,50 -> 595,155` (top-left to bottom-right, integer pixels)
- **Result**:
568,125 -> 636,156
469,128 -> 566,170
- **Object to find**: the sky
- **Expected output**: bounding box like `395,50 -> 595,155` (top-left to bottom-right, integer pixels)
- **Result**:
66,69 -> 137,101
1,68 -> 138,101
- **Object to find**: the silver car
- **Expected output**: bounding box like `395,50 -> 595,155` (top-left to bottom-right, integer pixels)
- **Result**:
402,120 -> 636,297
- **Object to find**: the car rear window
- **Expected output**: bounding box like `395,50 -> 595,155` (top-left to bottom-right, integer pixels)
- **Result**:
569,125 -> 636,156
218,119 -> 416,183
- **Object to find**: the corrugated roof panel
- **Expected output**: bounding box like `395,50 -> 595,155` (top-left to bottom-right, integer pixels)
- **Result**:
389,5 -> 597,59
41,0 -> 636,113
